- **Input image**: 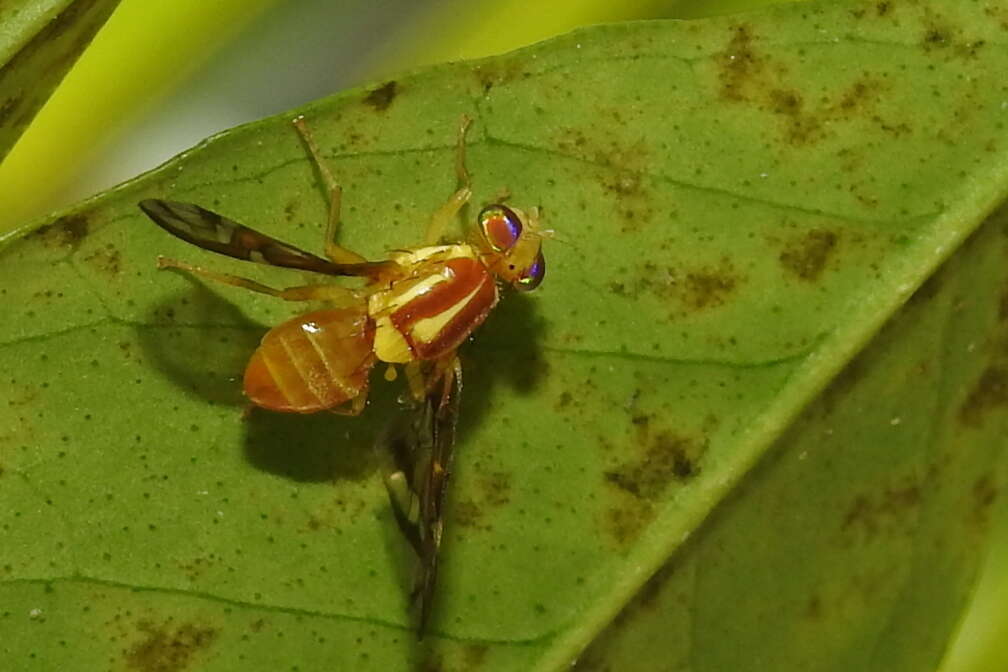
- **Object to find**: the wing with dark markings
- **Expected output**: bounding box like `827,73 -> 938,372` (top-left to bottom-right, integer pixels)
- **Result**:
385,359 -> 463,638
138,198 -> 394,279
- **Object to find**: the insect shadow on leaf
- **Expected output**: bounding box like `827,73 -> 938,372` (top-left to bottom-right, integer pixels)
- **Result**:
137,278 -> 263,407
243,372 -> 395,483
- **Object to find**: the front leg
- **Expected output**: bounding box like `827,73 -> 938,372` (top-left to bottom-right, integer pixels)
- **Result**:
424,116 -> 473,245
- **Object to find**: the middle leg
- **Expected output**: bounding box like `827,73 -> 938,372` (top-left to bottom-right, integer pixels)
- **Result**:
293,115 -> 369,265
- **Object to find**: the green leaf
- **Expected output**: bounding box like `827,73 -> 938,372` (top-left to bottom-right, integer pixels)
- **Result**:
0,0 -> 121,162
1,0 -> 1006,669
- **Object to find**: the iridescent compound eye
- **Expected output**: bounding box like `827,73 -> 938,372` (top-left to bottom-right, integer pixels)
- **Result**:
515,251 -> 545,291
478,205 -> 522,252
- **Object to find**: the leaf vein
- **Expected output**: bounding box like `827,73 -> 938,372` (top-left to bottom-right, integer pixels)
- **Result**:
0,575 -> 560,647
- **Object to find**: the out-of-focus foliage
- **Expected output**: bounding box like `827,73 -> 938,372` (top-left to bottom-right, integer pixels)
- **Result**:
0,0 -> 120,160
0,0 -> 279,232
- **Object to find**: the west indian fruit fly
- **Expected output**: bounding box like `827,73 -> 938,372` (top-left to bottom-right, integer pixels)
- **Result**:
137,115 -> 546,636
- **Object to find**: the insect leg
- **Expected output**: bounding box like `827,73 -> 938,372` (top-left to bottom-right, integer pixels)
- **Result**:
453,115 -> 473,188
403,361 -> 428,401
402,357 -> 462,402
423,115 -> 473,245
328,385 -> 370,416
440,355 -> 463,409
157,256 -> 360,304
292,116 -> 368,265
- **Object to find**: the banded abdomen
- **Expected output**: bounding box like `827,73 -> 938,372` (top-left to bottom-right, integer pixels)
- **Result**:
369,245 -> 499,364
243,308 -> 375,413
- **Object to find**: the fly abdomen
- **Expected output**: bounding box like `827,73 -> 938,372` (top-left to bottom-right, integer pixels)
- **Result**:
243,308 -> 375,413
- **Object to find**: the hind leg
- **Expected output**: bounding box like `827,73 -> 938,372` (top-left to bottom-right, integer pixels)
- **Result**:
157,256 -> 360,305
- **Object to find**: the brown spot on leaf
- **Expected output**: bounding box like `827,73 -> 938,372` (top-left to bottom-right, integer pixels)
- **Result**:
362,81 -> 398,111
771,89 -> 826,145
479,471 -> 511,507
956,40 -> 987,60
984,6 -> 1008,31
555,127 -> 588,154
453,499 -> 485,530
837,77 -> 879,114
606,499 -> 654,546
716,24 -> 895,145
769,88 -> 803,115
591,141 -> 656,233
453,472 -> 511,531
83,243 -> 121,275
718,24 -> 764,102
779,229 -> 838,281
602,422 -> 706,546
959,366 -> 1008,427
601,169 -> 644,197
923,28 -> 949,48
472,60 -> 527,93
842,481 -> 921,541
634,259 -> 742,313
125,621 -> 217,672
605,432 -> 705,500
554,390 -> 574,411
556,125 -> 650,174
682,266 -> 738,310
31,213 -> 89,250
177,556 -> 215,582
600,167 -> 656,233
918,14 -> 983,58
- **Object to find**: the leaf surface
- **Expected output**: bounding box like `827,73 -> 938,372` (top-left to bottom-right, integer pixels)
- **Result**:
1,1 -> 1007,670
0,0 -> 120,161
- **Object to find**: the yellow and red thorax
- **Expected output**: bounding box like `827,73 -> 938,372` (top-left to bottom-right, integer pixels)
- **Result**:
368,244 -> 499,363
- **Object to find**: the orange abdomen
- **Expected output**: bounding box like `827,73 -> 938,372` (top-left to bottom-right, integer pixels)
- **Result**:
243,308 -> 375,413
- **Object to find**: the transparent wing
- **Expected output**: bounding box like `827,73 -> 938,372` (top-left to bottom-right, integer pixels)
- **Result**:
138,199 -> 394,279
384,358 -> 462,638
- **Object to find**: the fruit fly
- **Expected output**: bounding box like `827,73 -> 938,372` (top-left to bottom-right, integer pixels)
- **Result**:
137,115 -> 546,636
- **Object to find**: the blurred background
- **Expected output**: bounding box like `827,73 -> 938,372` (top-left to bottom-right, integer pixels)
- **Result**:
0,1 -> 1002,669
